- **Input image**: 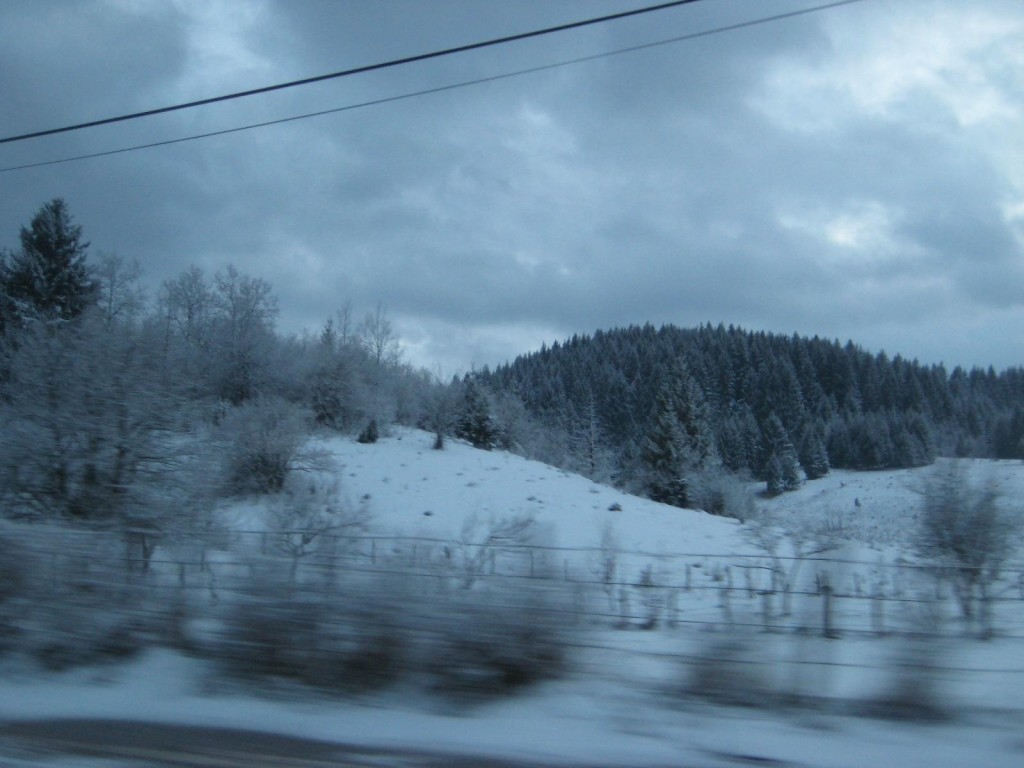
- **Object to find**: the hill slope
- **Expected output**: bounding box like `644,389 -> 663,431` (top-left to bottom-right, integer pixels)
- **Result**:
1,431 -> 1022,768
481,324 -> 1024,488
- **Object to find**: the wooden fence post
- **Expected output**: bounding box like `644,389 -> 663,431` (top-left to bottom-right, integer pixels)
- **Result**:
760,590 -> 773,631
720,586 -> 733,626
872,583 -> 886,636
821,576 -> 838,639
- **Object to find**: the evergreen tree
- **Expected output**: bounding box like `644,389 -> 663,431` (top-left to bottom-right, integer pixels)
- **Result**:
2,199 -> 96,325
454,376 -> 497,450
718,404 -> 761,473
993,407 -> 1024,459
762,412 -> 801,495
309,353 -> 363,431
642,392 -> 690,506
641,362 -> 714,507
848,412 -> 891,469
797,421 -> 830,480
479,322 -> 1024,479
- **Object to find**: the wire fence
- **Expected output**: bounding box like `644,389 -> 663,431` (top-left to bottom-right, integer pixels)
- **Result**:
8,523 -> 1024,638
4,522 -> 1024,713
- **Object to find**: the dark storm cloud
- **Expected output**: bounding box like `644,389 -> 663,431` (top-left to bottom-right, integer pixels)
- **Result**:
0,3 -> 189,137
1,0 -> 1021,372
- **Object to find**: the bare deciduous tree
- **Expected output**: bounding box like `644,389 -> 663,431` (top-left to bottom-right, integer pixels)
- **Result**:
745,504 -> 838,619
453,513 -> 537,589
590,523 -> 619,611
270,478 -> 369,583
158,265 -> 214,348
95,252 -> 145,327
359,301 -> 400,367
916,461 -> 1018,636
211,265 -> 279,404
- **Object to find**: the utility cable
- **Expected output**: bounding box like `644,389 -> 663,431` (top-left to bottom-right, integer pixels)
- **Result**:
0,0 -> 869,173
0,0 -> 705,145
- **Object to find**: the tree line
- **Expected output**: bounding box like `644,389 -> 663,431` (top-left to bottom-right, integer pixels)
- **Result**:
0,199 -> 446,541
2,199 -> 1021,528
478,321 -> 1024,502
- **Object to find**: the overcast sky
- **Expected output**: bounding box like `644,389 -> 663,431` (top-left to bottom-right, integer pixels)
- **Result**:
1,0 -> 1022,373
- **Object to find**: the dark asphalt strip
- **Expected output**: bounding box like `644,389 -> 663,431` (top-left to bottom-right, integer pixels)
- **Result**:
0,718 -> 624,768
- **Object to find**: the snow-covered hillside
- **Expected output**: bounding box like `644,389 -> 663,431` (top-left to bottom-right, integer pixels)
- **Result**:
1,430 -> 1022,768
287,428 -> 1024,558
313,427 -> 749,555
755,459 -> 1024,550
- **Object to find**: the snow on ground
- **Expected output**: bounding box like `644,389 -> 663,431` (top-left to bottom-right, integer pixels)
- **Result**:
2,429 -> 1023,767
756,459 -> 1024,550
2,648 -> 1022,768
315,427 -> 749,556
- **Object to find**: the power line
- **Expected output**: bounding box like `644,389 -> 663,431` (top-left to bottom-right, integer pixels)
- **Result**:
0,0 -> 705,145
0,0 -> 870,174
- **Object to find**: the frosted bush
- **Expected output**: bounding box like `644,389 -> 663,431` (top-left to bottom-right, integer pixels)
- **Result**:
2,528 -> 162,670
422,581 -> 571,700
219,397 -> 328,494
209,560 -> 410,693
207,555 -> 574,700
682,635 -> 781,709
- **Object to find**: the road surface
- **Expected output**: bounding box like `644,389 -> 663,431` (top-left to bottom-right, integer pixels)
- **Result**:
0,719 -> 749,768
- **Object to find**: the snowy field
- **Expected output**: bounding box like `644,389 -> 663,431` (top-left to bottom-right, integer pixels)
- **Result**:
1,429 -> 1023,767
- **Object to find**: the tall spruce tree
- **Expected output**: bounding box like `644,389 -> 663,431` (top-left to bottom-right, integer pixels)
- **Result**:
762,412 -> 801,495
797,421 -> 830,480
2,199 -> 96,325
454,375 -> 497,450
641,361 -> 714,508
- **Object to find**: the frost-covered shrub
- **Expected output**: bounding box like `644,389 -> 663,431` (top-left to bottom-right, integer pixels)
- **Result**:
31,608 -> 147,671
356,419 -> 379,444
0,527 -> 29,654
207,557 -> 574,700
688,467 -> 755,520
8,531 -> 160,670
682,637 -> 780,709
311,593 -> 408,692
424,582 -> 571,700
309,355 -> 367,431
220,397 -> 325,494
860,637 -> 949,722
916,462 -> 1017,634
0,530 -> 27,602
211,564 -> 409,693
